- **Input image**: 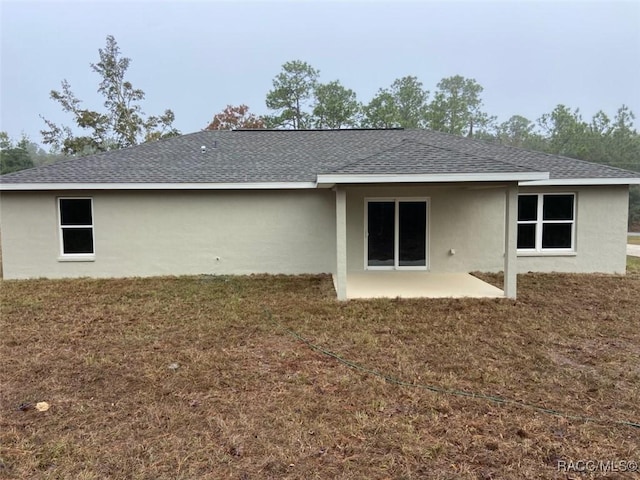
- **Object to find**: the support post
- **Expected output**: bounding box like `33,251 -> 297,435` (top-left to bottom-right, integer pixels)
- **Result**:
335,186 -> 348,300
504,183 -> 518,299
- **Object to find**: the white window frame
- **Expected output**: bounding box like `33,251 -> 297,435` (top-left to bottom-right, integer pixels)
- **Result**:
517,193 -> 576,254
58,197 -> 96,260
364,197 -> 430,271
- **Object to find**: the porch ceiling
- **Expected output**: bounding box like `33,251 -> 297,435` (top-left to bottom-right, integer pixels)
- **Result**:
343,272 -> 504,299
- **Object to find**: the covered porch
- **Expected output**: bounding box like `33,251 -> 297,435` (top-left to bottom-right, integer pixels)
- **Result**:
318,141 -> 550,300
326,181 -> 528,301
341,271 -> 503,299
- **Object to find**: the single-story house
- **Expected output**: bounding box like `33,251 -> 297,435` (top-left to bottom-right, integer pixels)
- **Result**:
1,128 -> 638,299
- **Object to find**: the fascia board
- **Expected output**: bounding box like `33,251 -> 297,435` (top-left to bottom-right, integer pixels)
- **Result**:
0,182 -> 318,191
520,178 -> 640,186
317,171 -> 550,185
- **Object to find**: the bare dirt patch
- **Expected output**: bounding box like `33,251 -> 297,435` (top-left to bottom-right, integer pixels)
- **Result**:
1,273 -> 639,479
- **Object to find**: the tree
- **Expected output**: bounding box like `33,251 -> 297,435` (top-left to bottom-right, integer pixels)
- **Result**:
390,76 -> 429,128
537,105 -> 589,158
312,81 -> 361,129
535,104 -> 640,229
20,136 -> 64,167
535,104 -> 640,168
41,35 -> 179,155
362,90 -> 399,128
363,76 -> 429,128
582,110 -> 614,164
0,131 -> 10,150
609,105 -> 640,171
428,75 -> 493,137
205,105 -> 266,130
265,60 -> 319,129
496,115 -> 534,146
0,132 -> 35,174
493,115 -> 546,150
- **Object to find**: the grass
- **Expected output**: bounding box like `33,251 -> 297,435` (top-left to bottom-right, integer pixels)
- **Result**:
627,255 -> 640,274
628,235 -> 640,245
1,273 -> 639,479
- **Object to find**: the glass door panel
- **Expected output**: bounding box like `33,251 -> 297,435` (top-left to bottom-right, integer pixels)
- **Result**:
367,202 -> 395,266
398,201 -> 426,267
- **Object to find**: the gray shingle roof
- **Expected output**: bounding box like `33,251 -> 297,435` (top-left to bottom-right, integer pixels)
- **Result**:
1,128 -> 638,185
327,139 -> 544,175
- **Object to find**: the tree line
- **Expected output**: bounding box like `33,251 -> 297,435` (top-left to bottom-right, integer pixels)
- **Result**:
207,60 -> 494,136
207,60 -> 639,173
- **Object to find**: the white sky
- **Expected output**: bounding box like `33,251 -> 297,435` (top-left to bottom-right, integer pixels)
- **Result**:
1,0 -> 639,145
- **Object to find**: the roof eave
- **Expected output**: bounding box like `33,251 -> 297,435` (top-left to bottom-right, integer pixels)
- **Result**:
317,171 -> 549,187
5,175 -> 637,192
519,178 -> 640,186
0,181 -> 318,191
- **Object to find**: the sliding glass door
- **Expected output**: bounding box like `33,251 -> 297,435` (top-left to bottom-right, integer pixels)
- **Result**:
366,199 -> 428,269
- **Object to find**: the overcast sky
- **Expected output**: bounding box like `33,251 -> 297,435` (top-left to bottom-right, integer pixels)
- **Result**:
1,0 -> 639,146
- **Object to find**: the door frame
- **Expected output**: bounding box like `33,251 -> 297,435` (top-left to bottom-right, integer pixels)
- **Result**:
364,197 -> 430,271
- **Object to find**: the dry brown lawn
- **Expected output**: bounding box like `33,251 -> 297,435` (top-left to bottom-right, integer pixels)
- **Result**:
1,272 -> 639,479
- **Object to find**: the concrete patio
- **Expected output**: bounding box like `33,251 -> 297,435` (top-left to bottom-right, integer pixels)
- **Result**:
342,272 -> 504,299
627,244 -> 640,257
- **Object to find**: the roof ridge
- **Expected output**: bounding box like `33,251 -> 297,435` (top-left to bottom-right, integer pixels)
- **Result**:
233,127 -> 405,132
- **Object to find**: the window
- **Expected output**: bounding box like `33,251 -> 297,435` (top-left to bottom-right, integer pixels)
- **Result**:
59,198 -> 94,255
517,194 -> 575,251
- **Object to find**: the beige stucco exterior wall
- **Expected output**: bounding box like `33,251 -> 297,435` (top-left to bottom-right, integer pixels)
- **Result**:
0,184 -> 629,280
344,184 -> 507,273
516,185 -> 628,274
0,190 -> 336,279
343,184 -> 629,275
